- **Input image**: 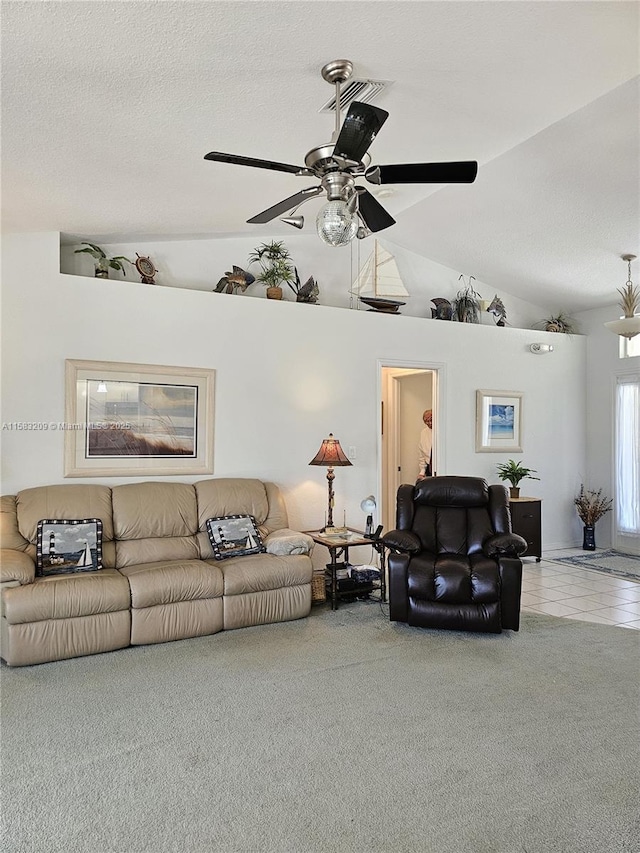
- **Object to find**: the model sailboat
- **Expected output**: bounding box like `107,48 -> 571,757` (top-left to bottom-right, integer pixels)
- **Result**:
351,241 -> 409,313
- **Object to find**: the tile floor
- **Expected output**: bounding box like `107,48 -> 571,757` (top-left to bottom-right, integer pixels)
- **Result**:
521,548 -> 640,630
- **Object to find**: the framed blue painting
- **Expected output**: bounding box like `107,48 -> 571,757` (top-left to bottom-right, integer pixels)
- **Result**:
476,389 -> 523,452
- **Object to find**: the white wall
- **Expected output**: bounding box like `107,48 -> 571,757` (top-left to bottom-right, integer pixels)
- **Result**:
3,232 -> 587,567
575,302 -> 640,549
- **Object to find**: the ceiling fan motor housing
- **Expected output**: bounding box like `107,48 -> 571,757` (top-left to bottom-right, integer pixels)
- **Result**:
322,172 -> 355,201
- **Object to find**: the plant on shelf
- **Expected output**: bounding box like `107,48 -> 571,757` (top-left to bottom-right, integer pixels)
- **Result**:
574,485 -> 612,551
248,240 -> 295,300
496,459 -> 540,499
453,274 -> 481,323
74,242 -> 134,279
535,313 -> 576,334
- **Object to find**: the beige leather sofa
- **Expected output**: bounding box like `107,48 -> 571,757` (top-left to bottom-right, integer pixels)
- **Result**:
0,478 -> 313,666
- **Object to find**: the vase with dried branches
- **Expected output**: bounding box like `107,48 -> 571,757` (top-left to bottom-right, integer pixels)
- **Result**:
574,485 -> 613,550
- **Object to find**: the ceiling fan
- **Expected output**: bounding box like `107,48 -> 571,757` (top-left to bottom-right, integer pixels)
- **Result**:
204,59 -> 478,247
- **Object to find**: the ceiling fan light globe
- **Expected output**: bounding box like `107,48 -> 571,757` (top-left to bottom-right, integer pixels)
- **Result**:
316,200 -> 358,247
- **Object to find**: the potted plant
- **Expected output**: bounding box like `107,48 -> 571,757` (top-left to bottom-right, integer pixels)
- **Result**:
248,240 -> 295,300
535,313 -> 576,334
453,274 -> 481,323
574,485 -> 613,551
496,459 -> 540,499
74,242 -> 134,279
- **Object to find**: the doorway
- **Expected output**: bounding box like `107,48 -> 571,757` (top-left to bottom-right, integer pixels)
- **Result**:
379,364 -> 442,534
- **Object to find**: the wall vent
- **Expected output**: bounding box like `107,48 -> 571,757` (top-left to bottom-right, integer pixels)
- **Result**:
319,79 -> 392,112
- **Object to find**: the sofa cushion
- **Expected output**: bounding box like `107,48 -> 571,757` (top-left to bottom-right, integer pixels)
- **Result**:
115,535 -> 200,569
195,479 -> 269,529
119,559 -> 224,608
1,570 -> 130,624
206,515 -> 266,560
112,482 -> 198,540
15,485 -> 114,544
36,519 -> 103,576
212,553 -> 312,596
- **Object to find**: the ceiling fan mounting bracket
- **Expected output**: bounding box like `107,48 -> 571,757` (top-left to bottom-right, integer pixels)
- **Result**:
321,59 -> 353,85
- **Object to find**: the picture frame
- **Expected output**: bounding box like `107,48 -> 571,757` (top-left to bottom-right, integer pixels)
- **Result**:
476,389 -> 523,453
64,359 -> 215,477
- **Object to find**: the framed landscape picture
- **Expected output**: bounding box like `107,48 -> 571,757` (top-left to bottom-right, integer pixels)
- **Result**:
476,389 -> 523,452
64,359 -> 215,477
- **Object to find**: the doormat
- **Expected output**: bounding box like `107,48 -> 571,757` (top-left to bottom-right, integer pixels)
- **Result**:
547,550 -> 640,582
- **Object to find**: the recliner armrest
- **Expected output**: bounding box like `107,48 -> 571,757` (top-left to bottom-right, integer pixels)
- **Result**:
483,533 -> 528,558
381,530 -> 421,554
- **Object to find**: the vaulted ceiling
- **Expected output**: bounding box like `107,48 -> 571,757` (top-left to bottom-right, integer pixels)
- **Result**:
2,1 -> 638,312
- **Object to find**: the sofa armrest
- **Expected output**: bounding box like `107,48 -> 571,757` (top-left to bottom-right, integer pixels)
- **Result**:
264,529 -> 314,557
483,533 -> 528,559
381,530 -> 421,554
0,549 -> 36,585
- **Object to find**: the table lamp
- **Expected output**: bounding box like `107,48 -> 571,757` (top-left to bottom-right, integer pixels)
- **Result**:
309,433 -> 352,531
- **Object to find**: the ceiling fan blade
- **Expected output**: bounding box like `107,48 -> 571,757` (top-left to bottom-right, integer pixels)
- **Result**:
356,188 -> 396,233
333,102 -> 389,163
204,151 -> 305,174
367,161 -> 478,184
247,186 -> 323,224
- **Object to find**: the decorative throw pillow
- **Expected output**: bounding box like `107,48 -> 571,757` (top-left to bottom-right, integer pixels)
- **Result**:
206,515 -> 266,561
36,519 -> 103,576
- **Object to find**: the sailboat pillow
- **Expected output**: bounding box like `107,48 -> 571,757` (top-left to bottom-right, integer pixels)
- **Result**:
35,518 -> 103,576
205,514 -> 266,561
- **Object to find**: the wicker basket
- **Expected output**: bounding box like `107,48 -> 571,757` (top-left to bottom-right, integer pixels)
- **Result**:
311,571 -> 326,603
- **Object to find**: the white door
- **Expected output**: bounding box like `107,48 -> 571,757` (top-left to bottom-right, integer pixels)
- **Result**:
380,364 -> 441,533
614,373 -> 640,555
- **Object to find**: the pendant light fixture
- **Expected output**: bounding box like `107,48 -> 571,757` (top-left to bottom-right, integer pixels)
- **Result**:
604,254 -> 640,340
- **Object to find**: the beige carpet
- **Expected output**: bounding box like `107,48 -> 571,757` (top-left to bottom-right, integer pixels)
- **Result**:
1,603 -> 639,852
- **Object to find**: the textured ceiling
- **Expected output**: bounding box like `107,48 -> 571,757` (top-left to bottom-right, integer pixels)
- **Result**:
1,0 -> 638,312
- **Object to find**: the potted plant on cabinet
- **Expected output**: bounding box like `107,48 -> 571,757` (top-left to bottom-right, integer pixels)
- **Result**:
248,240 -> 295,300
574,485 -> 613,551
496,459 -> 540,499
74,242 -> 134,279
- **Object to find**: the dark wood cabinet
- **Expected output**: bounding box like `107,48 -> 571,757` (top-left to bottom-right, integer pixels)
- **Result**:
509,497 -> 542,561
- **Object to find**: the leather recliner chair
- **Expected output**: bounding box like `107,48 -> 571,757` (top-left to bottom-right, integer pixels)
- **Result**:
382,476 -> 527,633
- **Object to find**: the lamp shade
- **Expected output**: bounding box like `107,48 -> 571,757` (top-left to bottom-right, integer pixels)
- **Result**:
604,316 -> 640,340
360,495 -> 376,513
309,433 -> 352,467
604,254 -> 640,339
